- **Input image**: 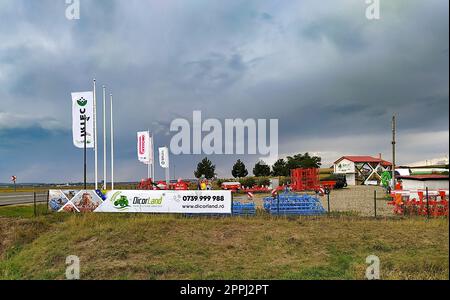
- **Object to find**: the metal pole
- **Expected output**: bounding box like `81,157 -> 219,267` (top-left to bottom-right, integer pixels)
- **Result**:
47,190 -> 49,213
152,134 -> 155,180
426,187 -> 430,218
231,192 -> 234,216
392,114 -> 396,189
277,193 -> 280,216
148,131 -> 151,180
84,124 -> 87,190
374,190 -> 377,218
110,93 -> 114,190
102,85 -> 107,190
166,167 -> 170,185
327,191 -> 331,214
33,191 -> 36,217
93,79 -> 98,190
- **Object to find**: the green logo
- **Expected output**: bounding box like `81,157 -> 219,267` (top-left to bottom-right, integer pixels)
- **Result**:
111,192 -> 129,210
77,97 -> 88,107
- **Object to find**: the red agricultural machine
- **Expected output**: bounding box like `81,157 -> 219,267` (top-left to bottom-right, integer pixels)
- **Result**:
136,178 -> 189,190
290,168 -> 337,193
388,189 -> 449,217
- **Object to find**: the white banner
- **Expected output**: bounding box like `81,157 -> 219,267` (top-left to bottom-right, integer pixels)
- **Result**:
137,131 -> 152,164
72,92 -> 95,148
159,147 -> 169,169
94,190 -> 232,214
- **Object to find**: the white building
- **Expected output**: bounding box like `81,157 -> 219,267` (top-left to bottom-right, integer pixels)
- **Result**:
333,156 -> 393,186
398,175 -> 449,190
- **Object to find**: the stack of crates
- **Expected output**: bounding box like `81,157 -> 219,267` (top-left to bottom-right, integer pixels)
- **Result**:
263,192 -> 326,216
233,202 -> 256,216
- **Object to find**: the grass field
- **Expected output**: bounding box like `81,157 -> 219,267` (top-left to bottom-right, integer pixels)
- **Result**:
0,205 -> 448,280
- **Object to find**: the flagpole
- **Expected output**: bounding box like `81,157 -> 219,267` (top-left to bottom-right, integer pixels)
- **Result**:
148,130 -> 151,180
93,79 -> 98,190
110,93 -> 114,190
102,85 -> 107,190
84,124 -> 87,190
152,134 -> 155,180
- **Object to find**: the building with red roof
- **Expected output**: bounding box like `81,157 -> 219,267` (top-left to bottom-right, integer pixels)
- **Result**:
397,174 -> 449,190
333,155 -> 393,186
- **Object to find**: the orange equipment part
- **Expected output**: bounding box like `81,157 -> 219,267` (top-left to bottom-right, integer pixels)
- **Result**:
173,180 -> 189,190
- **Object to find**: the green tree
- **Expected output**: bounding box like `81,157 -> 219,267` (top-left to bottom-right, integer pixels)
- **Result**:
253,160 -> 271,177
194,157 -> 216,179
232,159 -> 248,178
286,152 -> 322,171
272,158 -> 289,176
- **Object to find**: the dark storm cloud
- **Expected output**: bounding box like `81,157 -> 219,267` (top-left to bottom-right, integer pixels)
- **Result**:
0,0 -> 448,182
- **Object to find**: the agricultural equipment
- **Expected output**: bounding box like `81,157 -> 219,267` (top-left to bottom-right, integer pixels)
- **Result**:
291,168 -> 320,191
137,178 -> 158,190
221,182 -> 241,191
290,168 -> 338,192
232,202 -> 256,216
263,192 -> 326,216
320,174 -> 347,189
241,186 -> 271,193
136,178 -> 189,190
388,189 -> 449,217
172,180 -> 189,190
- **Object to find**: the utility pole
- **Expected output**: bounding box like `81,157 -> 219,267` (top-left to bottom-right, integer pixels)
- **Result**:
392,114 -> 396,189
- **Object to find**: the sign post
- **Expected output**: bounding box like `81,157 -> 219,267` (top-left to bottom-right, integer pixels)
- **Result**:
11,176 -> 17,192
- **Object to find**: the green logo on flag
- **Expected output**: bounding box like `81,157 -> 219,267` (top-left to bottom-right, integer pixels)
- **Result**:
77,97 -> 88,107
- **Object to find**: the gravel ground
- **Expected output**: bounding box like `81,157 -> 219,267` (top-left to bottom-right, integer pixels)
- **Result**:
318,185 -> 393,217
234,185 -> 394,217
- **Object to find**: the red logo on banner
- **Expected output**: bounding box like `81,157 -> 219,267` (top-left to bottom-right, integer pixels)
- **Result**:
138,135 -> 146,155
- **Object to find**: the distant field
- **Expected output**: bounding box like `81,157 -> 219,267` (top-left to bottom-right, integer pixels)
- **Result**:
0,205 -> 448,280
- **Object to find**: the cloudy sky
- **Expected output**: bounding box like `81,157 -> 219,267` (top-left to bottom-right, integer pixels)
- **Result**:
0,0 -> 448,183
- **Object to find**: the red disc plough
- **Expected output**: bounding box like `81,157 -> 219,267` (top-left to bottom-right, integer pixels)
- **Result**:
388,189 -> 449,217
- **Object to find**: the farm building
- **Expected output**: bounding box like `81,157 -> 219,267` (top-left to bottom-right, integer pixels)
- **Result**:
333,156 -> 392,186
397,175 -> 449,190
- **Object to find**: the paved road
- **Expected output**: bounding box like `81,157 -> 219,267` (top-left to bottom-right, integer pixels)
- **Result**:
0,192 -> 48,206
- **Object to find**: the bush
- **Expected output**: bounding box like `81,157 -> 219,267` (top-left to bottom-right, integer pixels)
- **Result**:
256,177 -> 271,187
239,177 -> 256,188
279,176 -> 291,186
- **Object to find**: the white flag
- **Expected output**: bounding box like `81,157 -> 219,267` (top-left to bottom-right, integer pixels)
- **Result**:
159,147 -> 169,169
72,91 -> 95,148
137,131 -> 152,164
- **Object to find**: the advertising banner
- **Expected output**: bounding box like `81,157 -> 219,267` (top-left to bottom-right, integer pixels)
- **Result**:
95,190 -> 232,214
159,147 -> 169,169
49,190 -> 232,214
72,91 -> 95,148
137,131 -> 152,164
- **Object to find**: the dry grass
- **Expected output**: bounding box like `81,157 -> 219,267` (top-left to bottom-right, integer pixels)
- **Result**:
0,208 -> 448,280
